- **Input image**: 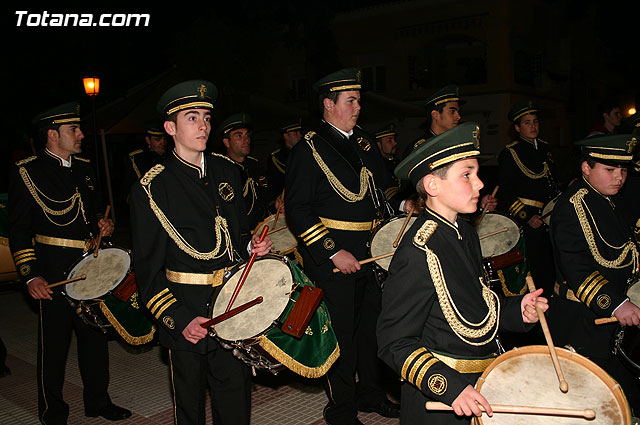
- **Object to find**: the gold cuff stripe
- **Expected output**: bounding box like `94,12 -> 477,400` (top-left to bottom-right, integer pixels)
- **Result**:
580,275 -> 605,303
12,248 -> 35,257
34,234 -> 87,249
401,347 -> 427,379
146,288 -> 170,310
306,230 -> 330,246
586,279 -> 608,307
588,153 -> 633,161
518,197 -> 544,208
432,352 -> 496,374
328,84 -> 362,92
165,269 -> 226,287
14,256 -> 37,265
302,226 -> 328,243
508,200 -> 524,215
415,358 -> 440,389
150,293 -> 174,315
299,222 -> 324,239
408,352 -> 433,384
155,298 -> 177,319
576,271 -> 599,299
14,251 -> 36,260
166,101 -> 214,116
319,217 -> 374,231
385,187 -> 401,198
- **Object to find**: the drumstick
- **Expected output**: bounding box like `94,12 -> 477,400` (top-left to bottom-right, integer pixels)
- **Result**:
44,274 -> 87,289
476,185 -> 499,226
595,317 -> 619,325
478,227 -> 509,240
200,296 -> 263,328
526,275 -> 569,393
267,224 -> 288,236
425,402 -> 595,420
332,251 -> 394,273
393,204 -> 415,248
93,205 -> 111,257
225,225 -> 269,312
274,189 -> 285,228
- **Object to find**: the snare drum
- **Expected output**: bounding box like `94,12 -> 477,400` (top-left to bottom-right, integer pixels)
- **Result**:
476,345 -> 631,424
615,279 -> 640,374
255,214 -> 297,255
65,246 -> 155,345
210,254 -> 339,377
542,194 -> 561,226
368,214 -> 417,272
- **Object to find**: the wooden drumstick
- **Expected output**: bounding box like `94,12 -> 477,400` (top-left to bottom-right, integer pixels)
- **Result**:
274,189 -> 285,228
44,274 -> 87,289
393,204 -> 415,248
200,296 -> 263,328
476,185 -> 499,226
526,275 -> 569,393
267,224 -> 288,236
225,225 -> 269,312
595,317 -> 619,325
478,227 -> 509,240
94,205 -> 111,257
425,402 -> 595,420
332,251 -> 394,273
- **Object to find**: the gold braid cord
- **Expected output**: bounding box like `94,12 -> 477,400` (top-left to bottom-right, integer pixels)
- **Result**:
141,165 -> 232,260
243,177 -> 257,214
570,188 -> 639,270
19,166 -> 85,226
415,220 -> 500,346
508,147 -> 550,179
305,132 -> 372,202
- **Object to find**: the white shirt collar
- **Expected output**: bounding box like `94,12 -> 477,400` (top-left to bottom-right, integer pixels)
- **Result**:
46,149 -> 72,168
327,122 -> 354,139
199,152 -> 205,175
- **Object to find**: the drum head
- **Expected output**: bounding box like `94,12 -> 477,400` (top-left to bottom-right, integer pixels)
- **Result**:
255,215 -> 297,255
369,215 -> 417,271
212,256 -> 292,341
476,213 -> 520,258
626,280 -> 640,306
542,195 -> 560,226
476,345 -> 630,424
66,247 -> 131,300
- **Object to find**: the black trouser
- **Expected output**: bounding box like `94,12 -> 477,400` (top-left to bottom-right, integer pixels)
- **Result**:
169,345 -> 251,425
37,295 -> 111,425
316,270 -> 389,422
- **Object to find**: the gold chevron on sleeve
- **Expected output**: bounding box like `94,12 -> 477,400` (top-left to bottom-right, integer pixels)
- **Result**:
12,248 -> 35,259
401,347 -> 427,380
508,199 -> 524,216
154,298 -> 177,319
408,352 -> 433,384
415,358 -> 440,389
146,288 -> 170,310
299,222 -> 324,239
585,278 -> 609,307
14,255 -> 37,265
576,271 -> 600,301
149,293 -> 174,317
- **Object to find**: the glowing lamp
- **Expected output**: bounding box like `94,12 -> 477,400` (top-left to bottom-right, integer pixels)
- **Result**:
83,77 -> 100,96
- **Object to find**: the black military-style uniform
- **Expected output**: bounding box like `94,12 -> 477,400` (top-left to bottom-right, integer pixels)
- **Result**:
498,136 -> 559,293
285,120 -> 393,422
378,208 -> 529,424
130,151 -> 253,424
266,146 -> 289,197
218,153 -> 273,230
9,150 -> 112,424
126,148 -> 166,191
549,176 -> 640,411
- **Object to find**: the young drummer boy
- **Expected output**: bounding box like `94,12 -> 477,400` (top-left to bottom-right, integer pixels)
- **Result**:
377,122 -> 548,424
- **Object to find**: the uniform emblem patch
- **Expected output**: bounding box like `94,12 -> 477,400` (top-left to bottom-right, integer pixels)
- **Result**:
518,210 -> 527,219
323,238 -> 335,250
162,316 -> 175,329
428,374 -> 447,395
19,264 -> 31,276
85,176 -> 94,190
596,294 -> 611,309
357,137 -> 371,152
258,175 -> 268,187
218,182 -> 234,201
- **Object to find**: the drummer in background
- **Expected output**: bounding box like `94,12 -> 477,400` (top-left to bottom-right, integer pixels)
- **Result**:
549,134 -> 640,414
400,85 -> 497,215
130,80 -> 272,424
266,118 -> 303,208
373,123 -> 404,212
8,102 -> 130,423
377,122 -> 547,424
217,113 -> 275,229
497,100 -> 560,295
126,121 -> 168,193
285,68 -> 400,424
616,112 -> 640,231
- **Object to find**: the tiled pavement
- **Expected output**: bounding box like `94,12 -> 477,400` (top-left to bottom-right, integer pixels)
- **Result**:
0,286 -> 399,425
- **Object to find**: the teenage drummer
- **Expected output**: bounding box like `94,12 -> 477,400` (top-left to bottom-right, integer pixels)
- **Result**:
130,80 -> 272,424
8,102 -> 130,423
497,100 -> 560,295
377,122 -> 547,424
548,134 -> 640,413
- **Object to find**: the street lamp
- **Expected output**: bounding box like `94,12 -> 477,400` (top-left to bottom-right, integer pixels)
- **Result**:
83,77 -> 100,96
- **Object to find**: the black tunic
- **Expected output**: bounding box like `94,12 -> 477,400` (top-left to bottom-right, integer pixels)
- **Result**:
127,148 -> 166,191
266,146 -> 289,197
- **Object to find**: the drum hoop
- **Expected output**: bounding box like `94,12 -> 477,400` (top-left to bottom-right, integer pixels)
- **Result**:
254,215 -> 297,254
65,246 -> 132,300
368,214 -> 410,242
475,345 -> 631,425
476,211 -> 522,258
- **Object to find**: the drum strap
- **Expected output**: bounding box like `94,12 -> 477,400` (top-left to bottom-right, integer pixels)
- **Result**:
165,268 -> 227,287
319,217 -> 374,232
34,234 -> 92,251
431,351 -> 497,374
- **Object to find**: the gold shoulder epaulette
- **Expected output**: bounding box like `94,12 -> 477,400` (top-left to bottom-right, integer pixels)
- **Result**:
506,141 -> 518,148
73,156 -> 90,163
210,152 -> 237,166
129,149 -> 144,157
304,131 -> 316,141
413,139 -> 426,149
15,156 -> 37,166
140,164 -> 164,186
270,148 -> 282,156
413,220 -> 437,250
